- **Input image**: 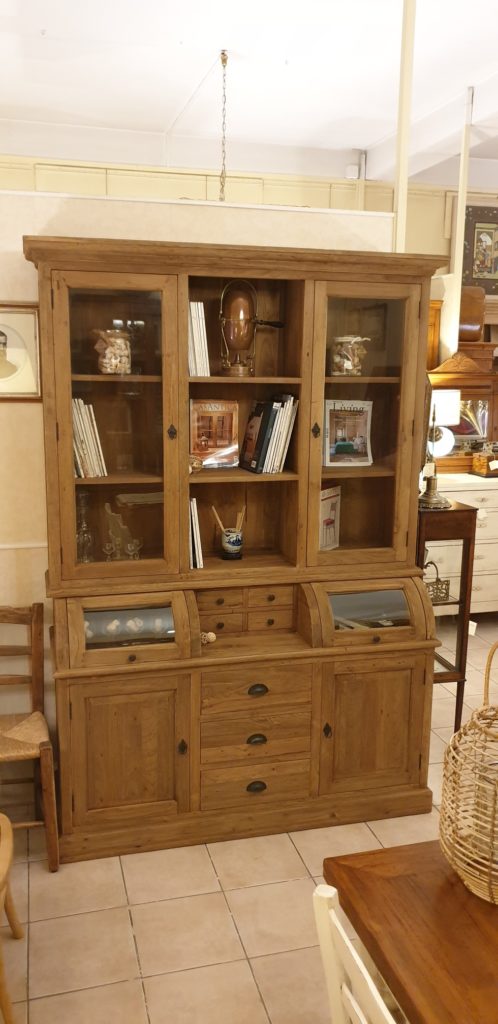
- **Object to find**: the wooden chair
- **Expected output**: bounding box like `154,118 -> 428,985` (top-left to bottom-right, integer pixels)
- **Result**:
313,884 -> 403,1024
0,605 -> 59,871
0,813 -> 24,1024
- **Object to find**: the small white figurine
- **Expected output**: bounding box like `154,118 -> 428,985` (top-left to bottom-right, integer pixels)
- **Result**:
126,617 -> 144,633
200,631 -> 217,645
84,619 -> 94,639
105,619 -> 121,634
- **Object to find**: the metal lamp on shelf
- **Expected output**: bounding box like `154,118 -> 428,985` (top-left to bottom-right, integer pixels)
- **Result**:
419,389 -> 461,510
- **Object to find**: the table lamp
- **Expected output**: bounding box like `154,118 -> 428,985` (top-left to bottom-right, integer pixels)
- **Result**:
419,389 -> 461,510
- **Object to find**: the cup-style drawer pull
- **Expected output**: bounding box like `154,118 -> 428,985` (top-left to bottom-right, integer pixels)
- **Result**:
247,733 -> 268,746
216,597 -> 225,605
267,593 -> 276,602
473,585 -> 483,592
246,780 -> 267,793
248,683 -> 269,696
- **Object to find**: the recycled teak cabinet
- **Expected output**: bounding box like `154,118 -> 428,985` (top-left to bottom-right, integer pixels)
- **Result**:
24,237 -> 441,862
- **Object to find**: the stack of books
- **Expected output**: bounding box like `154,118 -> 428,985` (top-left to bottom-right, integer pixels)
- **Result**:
188,301 -> 210,377
189,497 -> 203,568
72,398 -> 107,478
239,395 -> 298,474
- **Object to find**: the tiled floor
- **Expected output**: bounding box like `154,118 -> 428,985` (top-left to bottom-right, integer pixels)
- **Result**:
3,613 -> 498,1023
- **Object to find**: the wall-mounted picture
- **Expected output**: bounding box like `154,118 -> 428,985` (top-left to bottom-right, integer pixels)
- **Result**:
0,303 -> 40,399
463,206 -> 498,294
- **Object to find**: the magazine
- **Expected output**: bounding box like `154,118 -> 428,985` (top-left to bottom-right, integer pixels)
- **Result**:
323,399 -> 372,467
189,399 -> 239,468
319,486 -> 341,550
239,400 -> 279,472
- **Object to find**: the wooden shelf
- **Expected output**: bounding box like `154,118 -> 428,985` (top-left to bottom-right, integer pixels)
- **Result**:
321,460 -> 395,479
189,376 -> 302,385
324,376 -> 400,384
75,473 -> 163,486
191,469 -> 299,484
72,374 -> 161,383
193,549 -> 296,572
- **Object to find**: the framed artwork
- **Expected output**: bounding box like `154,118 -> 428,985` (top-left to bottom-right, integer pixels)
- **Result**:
0,303 -> 41,400
463,205 -> 498,294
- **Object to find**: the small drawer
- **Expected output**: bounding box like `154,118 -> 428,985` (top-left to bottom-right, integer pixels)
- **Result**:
201,662 -> 313,716
201,758 -> 311,810
247,609 -> 294,632
247,586 -> 294,608
199,612 -> 244,635
196,589 -> 244,612
200,709 -> 312,765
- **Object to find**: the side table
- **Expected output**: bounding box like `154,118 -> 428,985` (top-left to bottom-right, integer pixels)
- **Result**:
417,501 -> 477,731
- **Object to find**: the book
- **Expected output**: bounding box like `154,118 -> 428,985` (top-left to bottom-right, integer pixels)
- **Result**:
323,399 -> 372,467
189,301 -> 210,377
319,485 -> 341,550
72,398 -> 107,477
190,399 -> 239,468
189,497 -> 203,568
239,400 -> 280,473
261,395 -> 298,473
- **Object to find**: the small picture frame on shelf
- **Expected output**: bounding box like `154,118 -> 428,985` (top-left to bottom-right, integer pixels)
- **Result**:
0,302 -> 41,400
463,205 -> 498,294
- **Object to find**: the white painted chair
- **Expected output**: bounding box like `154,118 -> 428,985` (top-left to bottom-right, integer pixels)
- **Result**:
313,883 -> 403,1024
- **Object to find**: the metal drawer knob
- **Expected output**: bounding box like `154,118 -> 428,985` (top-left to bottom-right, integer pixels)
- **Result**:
372,635 -> 381,644
128,654 -> 137,663
248,683 -> 269,696
217,622 -> 225,630
216,597 -> 224,605
267,594 -> 275,602
246,780 -> 267,793
247,733 -> 268,746
266,618 -> 275,626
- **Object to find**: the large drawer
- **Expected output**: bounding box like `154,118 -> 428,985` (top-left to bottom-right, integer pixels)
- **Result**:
200,758 -> 311,810
441,488 -> 498,512
200,708 -> 311,765
474,511 -> 498,538
201,662 -> 313,716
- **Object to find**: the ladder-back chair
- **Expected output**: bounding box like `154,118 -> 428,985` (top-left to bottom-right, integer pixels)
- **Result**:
0,812 -> 24,1024
0,605 -> 59,871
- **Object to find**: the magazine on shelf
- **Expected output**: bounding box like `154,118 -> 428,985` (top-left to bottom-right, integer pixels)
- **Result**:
319,485 -> 341,551
239,400 -> 280,473
189,399 -> 239,468
323,399 -> 372,467
261,394 -> 298,474
189,497 -> 203,568
72,397 -> 107,478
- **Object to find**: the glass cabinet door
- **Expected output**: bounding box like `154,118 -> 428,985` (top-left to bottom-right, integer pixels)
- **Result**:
308,281 -> 421,566
52,271 -> 179,578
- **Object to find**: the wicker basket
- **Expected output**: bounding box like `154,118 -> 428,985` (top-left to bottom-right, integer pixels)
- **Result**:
439,640 -> 498,903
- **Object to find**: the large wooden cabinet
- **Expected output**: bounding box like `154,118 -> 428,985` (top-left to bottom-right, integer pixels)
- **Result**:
24,237 -> 441,862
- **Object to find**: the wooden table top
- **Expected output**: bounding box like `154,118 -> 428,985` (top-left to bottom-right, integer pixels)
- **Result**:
323,840 -> 498,1024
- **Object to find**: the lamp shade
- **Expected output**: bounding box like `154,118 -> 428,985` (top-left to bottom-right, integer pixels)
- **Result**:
431,389 -> 461,427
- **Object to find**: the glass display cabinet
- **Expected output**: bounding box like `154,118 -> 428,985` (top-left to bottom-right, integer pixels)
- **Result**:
24,236 -> 440,863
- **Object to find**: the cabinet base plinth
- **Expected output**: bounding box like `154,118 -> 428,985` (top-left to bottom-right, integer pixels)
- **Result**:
59,786 -> 433,863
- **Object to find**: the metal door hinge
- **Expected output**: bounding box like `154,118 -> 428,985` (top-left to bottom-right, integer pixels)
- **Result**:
51,287 -> 54,308
419,753 -> 422,769
56,422 -> 60,442
71,793 -> 75,812
69,701 -> 72,720
60,545 -> 64,564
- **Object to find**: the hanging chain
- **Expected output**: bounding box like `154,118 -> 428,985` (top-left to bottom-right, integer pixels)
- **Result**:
219,50 -> 228,202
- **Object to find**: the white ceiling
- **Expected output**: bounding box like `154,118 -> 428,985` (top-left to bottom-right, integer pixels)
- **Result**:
1,0 -> 498,187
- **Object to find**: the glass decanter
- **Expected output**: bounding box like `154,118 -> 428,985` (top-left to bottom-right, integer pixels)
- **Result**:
76,490 -> 94,563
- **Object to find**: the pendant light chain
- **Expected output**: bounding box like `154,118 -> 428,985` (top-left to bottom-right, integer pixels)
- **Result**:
219,50 -> 228,202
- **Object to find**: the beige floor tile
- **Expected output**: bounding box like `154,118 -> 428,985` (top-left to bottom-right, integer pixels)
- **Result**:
289,823 -> 381,876
431,698 -> 471,730
145,961 -> 269,1024
132,891 -> 243,977
367,808 -> 440,847
251,945 -> 330,1024
29,857 -> 126,921
432,683 -> 452,700
12,829 -> 27,864
10,1002 -> 27,1024
10,862 -> 28,924
29,980 -> 148,1024
28,827 -> 48,862
208,833 -> 307,890
226,878 -> 317,958
429,731 -> 448,764
434,725 -> 455,743
428,763 -> 444,807
121,844 -> 219,904
29,908 -> 139,999
466,646 -> 497,671
0,925 -> 27,1003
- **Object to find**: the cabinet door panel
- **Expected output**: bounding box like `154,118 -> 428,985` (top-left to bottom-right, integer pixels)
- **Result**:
70,673 -> 190,827
319,656 -> 426,794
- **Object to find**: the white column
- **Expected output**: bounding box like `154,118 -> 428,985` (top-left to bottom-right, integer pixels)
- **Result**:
393,0 -> 416,253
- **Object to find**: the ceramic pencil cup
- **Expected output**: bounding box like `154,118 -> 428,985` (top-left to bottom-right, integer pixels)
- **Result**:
221,528 -> 243,560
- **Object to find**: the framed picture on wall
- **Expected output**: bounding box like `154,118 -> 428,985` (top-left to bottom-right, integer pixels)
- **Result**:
0,303 -> 41,400
462,205 -> 498,295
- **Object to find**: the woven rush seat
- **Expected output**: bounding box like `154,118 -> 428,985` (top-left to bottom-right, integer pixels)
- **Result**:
0,711 -> 50,761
